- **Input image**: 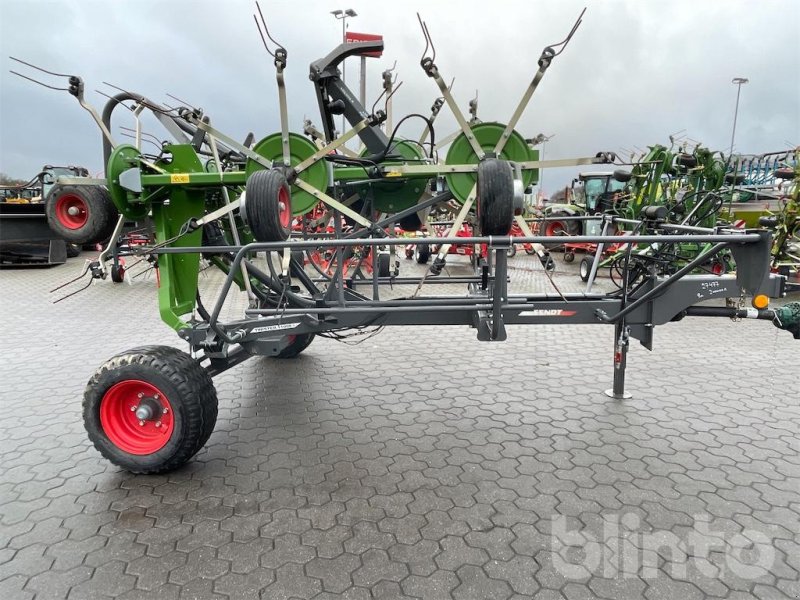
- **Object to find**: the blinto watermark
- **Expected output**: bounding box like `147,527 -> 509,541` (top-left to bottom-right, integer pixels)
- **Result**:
550,512 -> 775,580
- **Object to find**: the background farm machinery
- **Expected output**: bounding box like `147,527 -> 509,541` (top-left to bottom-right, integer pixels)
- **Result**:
0,164 -> 93,265
544,141 -> 799,285
11,6 -> 800,474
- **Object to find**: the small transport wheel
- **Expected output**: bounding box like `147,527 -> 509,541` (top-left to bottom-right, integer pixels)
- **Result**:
274,333 -> 315,358
110,264 -> 126,283
66,243 -> 81,258
415,243 -> 431,264
430,256 -> 446,276
405,246 -> 414,259
477,158 -> 514,235
579,256 -> 593,282
378,252 -> 391,277
540,254 -> 556,272
46,185 -> 118,245
524,245 -> 537,256
506,245 -> 517,258
676,153 -> 698,168
83,345 -> 218,474
245,169 -> 292,242
563,251 -> 575,263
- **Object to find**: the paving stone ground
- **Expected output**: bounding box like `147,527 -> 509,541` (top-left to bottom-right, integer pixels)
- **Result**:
1,251 -> 799,600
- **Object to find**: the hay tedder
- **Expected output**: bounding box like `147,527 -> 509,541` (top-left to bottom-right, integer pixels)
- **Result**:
12,6 -> 800,473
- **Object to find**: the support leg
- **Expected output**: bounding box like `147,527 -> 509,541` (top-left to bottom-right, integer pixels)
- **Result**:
605,321 -> 632,399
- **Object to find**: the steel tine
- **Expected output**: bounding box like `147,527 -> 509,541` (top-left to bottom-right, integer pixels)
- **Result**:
8,70 -> 69,91
549,7 -> 586,55
53,278 -> 94,303
371,88 -> 388,116
256,1 -> 285,53
165,92 -> 199,112
9,56 -> 72,78
253,13 -> 275,58
417,14 -> 430,62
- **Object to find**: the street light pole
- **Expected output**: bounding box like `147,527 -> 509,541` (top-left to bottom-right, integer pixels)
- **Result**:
331,8 -> 358,138
729,77 -> 749,161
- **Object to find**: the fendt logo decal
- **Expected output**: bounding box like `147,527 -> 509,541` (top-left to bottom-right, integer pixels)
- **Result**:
518,309 -> 577,317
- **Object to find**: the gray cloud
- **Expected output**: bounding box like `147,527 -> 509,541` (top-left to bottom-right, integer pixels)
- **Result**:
1,0 -> 797,194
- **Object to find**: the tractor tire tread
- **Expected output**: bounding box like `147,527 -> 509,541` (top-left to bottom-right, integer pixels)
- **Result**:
83,345 -> 217,474
46,185 -> 118,244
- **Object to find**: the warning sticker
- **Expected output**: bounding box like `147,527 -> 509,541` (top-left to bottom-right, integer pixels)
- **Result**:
170,173 -> 190,184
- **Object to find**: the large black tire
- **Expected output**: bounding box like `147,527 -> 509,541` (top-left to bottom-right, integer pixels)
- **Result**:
398,213 -> 422,232
415,243 -> 431,264
275,333 -> 315,359
543,211 -> 580,249
613,169 -> 632,183
83,346 -> 218,474
245,170 -> 292,242
477,158 -> 514,235
46,185 -> 118,245
724,173 -> 746,185
676,154 -> 698,168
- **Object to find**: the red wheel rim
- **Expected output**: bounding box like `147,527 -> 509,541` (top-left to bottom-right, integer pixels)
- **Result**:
545,221 -> 564,236
55,194 -> 89,229
278,186 -> 291,228
99,380 -> 174,455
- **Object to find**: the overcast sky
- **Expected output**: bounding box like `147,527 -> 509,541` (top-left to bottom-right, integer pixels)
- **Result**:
1,0 -> 798,194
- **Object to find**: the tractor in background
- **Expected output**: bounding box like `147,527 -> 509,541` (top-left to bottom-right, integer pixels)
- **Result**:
0,164 -> 117,265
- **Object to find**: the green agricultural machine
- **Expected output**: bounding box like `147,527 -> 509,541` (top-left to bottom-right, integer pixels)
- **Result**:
13,6 -> 799,474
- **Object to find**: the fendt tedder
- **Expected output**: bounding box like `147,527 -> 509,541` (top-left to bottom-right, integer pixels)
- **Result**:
13,6 -> 799,473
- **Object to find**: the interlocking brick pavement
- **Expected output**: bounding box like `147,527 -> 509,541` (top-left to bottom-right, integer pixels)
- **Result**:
1,251 -> 798,599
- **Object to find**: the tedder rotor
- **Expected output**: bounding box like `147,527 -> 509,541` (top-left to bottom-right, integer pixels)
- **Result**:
12,6 -> 799,473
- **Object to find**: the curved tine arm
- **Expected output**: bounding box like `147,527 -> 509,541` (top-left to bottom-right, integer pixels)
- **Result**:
549,7 -> 586,56
254,1 -> 286,62
256,1 -> 285,52
253,13 -> 275,58
9,56 -> 72,78
165,92 -> 199,112
371,88 -> 388,116
8,70 -> 69,91
384,81 -> 403,109
417,14 -> 430,63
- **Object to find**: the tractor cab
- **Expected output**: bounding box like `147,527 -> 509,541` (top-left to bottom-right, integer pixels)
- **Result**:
574,172 -> 627,214
41,165 -> 89,200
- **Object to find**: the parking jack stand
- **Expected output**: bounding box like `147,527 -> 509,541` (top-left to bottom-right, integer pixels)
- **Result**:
605,321 -> 632,399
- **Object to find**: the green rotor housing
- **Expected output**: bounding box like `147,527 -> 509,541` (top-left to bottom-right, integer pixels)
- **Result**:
445,122 -> 537,204
106,144 -> 150,220
359,140 -> 428,213
245,132 -> 328,216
